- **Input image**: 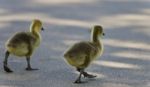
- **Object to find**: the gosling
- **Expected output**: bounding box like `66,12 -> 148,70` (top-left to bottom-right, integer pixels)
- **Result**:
3,19 -> 44,73
64,25 -> 104,83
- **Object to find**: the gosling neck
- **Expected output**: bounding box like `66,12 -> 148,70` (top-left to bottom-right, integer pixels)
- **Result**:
91,29 -> 100,44
30,27 -> 41,39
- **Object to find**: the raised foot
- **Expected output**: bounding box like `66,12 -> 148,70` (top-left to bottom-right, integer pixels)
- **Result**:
25,67 -> 39,71
4,65 -> 13,73
83,72 -> 97,78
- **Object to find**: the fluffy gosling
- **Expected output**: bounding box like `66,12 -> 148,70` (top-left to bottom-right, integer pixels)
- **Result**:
3,19 -> 44,73
64,25 -> 104,83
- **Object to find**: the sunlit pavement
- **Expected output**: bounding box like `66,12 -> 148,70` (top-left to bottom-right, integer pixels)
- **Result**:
0,0 -> 150,87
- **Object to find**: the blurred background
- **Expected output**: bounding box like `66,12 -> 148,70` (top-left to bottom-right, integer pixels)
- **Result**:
0,0 -> 150,87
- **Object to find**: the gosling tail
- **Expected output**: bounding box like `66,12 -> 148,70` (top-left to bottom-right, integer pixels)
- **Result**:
6,44 -> 17,53
64,53 -> 73,59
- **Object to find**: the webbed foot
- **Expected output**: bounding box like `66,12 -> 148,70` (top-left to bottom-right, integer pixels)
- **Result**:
4,65 -> 13,73
25,67 -> 39,71
83,72 -> 97,78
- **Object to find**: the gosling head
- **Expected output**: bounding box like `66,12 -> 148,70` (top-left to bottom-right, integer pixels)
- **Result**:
30,19 -> 44,33
93,25 -> 105,37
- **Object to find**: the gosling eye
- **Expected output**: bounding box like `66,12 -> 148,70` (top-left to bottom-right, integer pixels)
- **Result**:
103,33 -> 105,36
41,27 -> 44,31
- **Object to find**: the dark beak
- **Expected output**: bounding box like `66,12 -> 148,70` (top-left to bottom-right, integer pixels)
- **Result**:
41,27 -> 44,31
103,33 -> 105,36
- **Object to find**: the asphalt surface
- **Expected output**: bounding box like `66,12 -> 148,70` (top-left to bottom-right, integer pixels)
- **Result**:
0,0 -> 150,87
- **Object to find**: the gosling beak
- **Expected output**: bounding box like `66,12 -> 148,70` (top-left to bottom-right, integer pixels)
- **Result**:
103,33 -> 105,36
41,27 -> 44,31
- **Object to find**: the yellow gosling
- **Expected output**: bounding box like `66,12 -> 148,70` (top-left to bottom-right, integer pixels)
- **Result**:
3,19 -> 44,73
64,25 -> 104,83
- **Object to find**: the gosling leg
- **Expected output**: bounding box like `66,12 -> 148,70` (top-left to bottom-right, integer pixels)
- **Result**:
74,68 -> 86,84
3,51 -> 13,73
25,56 -> 38,71
81,56 -> 96,78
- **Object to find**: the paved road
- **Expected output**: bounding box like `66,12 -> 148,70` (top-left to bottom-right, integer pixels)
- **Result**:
0,0 -> 150,87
